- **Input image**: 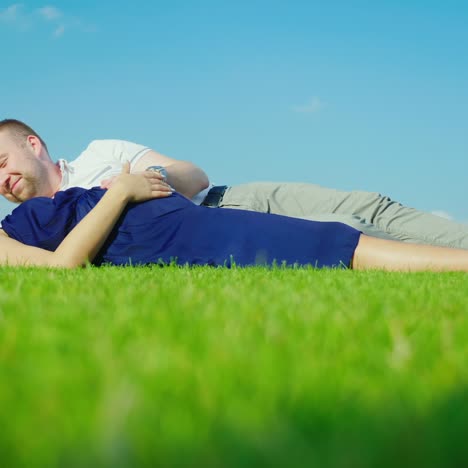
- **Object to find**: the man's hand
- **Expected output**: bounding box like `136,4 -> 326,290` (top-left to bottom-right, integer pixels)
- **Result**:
100,176 -> 118,189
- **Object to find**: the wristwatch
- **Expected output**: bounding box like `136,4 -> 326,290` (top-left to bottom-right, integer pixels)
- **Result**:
146,165 -> 168,181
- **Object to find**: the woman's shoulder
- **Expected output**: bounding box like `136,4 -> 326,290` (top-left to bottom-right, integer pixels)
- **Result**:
0,188 -> 101,244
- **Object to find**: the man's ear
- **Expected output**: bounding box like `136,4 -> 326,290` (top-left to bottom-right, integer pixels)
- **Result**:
27,135 -> 43,157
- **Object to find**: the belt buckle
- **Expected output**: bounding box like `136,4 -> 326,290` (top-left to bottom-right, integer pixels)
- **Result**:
202,185 -> 228,207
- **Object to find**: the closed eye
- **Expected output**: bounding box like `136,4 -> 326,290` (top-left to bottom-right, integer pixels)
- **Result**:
0,153 -> 8,168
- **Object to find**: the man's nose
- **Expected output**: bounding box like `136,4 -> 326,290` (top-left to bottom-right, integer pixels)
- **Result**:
0,172 -> 10,194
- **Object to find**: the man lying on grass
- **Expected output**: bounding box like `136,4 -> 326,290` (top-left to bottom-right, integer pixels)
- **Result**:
1,118 -> 468,249
1,163 -> 468,272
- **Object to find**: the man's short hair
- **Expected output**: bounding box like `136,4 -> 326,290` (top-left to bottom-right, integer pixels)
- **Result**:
0,119 -> 48,152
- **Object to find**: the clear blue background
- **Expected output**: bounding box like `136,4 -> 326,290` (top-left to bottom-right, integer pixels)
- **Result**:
1,1 -> 467,221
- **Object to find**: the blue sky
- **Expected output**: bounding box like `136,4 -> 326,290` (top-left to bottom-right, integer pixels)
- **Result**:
1,0 -> 467,221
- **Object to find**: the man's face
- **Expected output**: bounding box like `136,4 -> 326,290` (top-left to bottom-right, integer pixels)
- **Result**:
0,131 -> 51,203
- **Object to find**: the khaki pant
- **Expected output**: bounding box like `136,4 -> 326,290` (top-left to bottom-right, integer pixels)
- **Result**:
219,182 -> 468,249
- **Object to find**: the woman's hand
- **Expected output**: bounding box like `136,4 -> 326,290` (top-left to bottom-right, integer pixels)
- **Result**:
107,162 -> 174,203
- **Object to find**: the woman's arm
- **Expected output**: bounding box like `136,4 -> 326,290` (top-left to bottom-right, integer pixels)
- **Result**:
0,164 -> 172,268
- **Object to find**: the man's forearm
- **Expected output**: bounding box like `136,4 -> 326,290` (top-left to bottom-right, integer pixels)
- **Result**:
164,161 -> 209,198
132,150 -> 210,199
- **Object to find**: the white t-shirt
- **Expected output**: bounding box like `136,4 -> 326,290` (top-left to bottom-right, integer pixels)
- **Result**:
59,140 -> 151,190
58,139 -> 210,204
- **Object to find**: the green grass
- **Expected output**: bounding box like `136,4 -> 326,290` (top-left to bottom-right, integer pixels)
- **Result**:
1,266 -> 468,467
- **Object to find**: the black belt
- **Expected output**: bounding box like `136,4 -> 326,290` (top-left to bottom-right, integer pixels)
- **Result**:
201,185 -> 229,207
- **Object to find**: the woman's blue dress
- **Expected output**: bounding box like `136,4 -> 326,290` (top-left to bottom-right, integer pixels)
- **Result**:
1,188 -> 361,268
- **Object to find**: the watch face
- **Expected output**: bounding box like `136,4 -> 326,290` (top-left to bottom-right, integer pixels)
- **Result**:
146,166 -> 167,179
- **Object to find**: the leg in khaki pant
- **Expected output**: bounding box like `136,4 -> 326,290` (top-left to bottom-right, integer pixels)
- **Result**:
219,182 -> 468,249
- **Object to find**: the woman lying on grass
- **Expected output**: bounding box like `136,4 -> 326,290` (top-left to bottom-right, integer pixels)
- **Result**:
0,164 -> 468,271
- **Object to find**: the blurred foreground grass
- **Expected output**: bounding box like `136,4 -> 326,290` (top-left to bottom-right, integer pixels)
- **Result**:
0,266 -> 467,467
